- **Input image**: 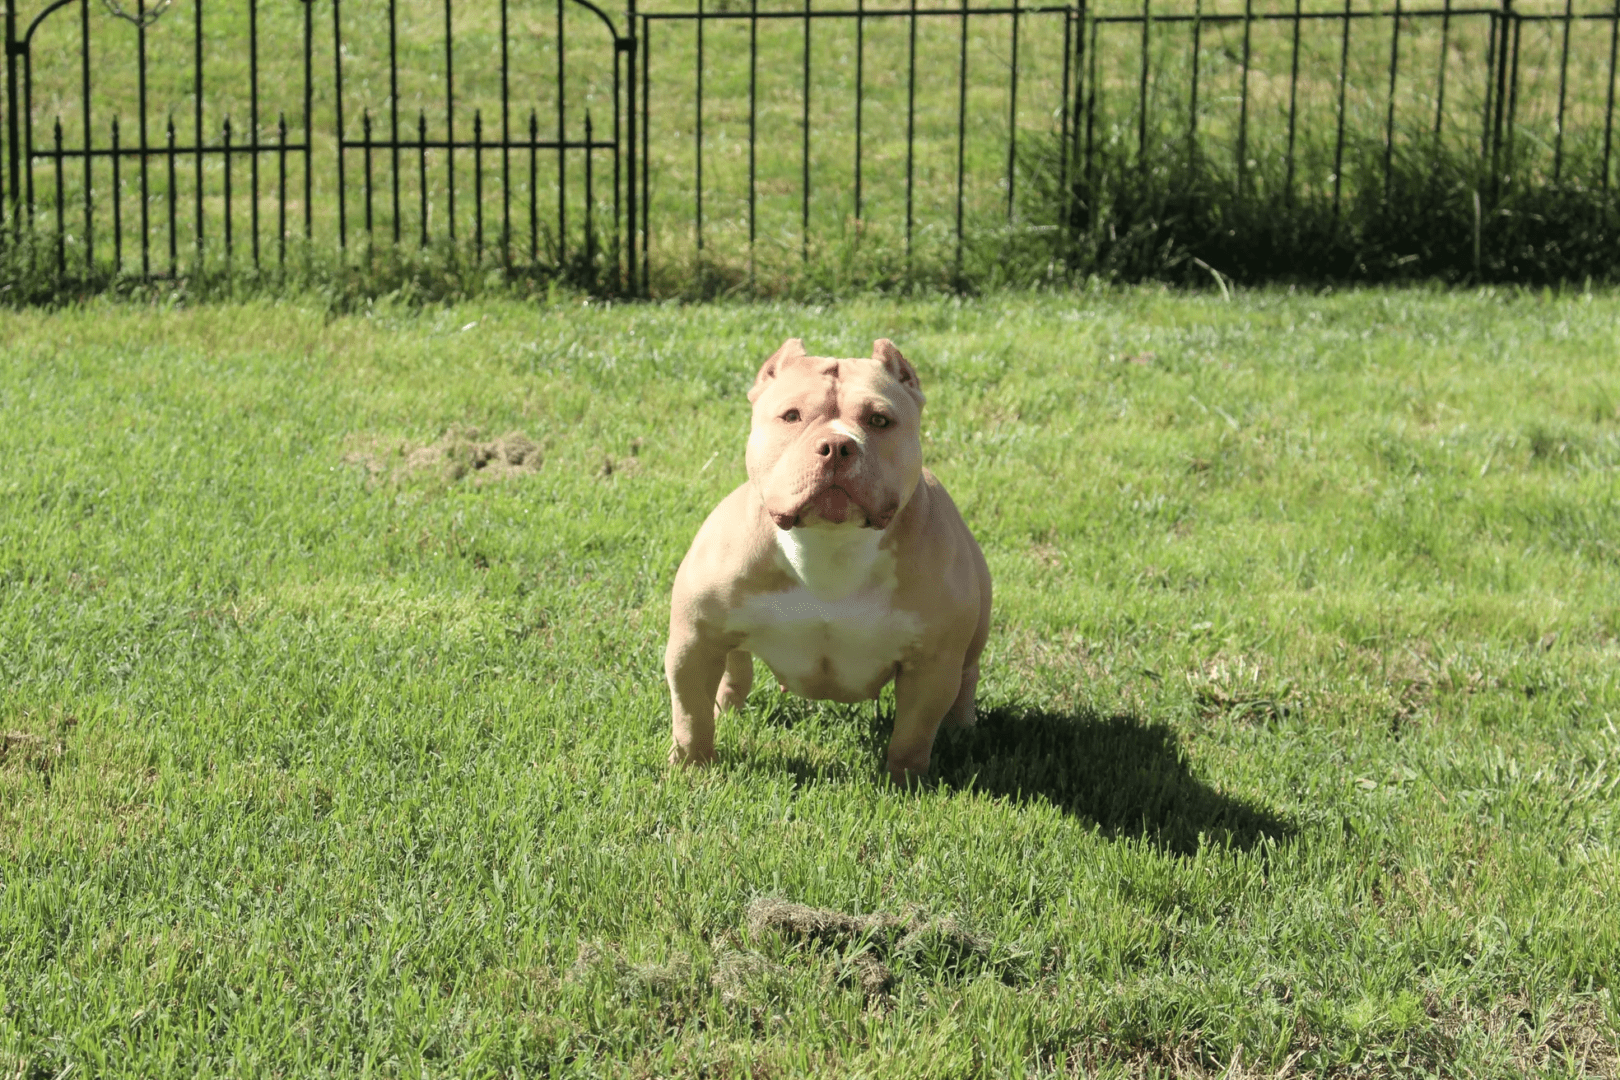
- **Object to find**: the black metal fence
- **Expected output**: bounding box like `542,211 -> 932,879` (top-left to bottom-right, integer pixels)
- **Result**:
2,0 -> 1618,293
1,0 -> 632,285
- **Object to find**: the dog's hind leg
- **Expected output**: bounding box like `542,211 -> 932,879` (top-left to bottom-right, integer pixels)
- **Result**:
942,658 -> 979,730
716,649 -> 754,715
942,565 -> 991,731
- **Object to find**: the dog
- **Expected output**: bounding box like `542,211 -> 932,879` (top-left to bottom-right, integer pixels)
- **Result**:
664,338 -> 991,784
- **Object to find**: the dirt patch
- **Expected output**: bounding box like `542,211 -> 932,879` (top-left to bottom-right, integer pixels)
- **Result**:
1,731 -> 60,775
1,712 -> 74,783
1028,541 -> 1066,569
595,453 -> 641,479
343,425 -> 543,485
572,941 -> 792,1012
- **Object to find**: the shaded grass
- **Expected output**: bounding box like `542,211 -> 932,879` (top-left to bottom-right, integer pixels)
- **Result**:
1,287 -> 1618,1075
1048,134 -> 1620,287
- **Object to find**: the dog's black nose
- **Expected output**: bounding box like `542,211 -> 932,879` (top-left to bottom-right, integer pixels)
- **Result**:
816,434 -> 856,460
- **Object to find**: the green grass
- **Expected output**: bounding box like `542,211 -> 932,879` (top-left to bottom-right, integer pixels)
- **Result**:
2,286 -> 1619,1076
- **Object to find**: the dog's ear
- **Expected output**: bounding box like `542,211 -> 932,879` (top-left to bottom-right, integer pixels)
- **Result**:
748,338 -> 807,403
873,339 -> 924,405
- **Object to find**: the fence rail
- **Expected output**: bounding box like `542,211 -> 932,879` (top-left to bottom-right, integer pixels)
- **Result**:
2,0 -> 1618,293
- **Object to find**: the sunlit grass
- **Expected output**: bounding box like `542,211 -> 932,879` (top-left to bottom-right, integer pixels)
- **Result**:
1,286 -> 1618,1075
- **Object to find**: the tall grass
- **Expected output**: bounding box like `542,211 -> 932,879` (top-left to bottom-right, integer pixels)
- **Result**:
1034,135 -> 1620,287
640,130 -> 1620,296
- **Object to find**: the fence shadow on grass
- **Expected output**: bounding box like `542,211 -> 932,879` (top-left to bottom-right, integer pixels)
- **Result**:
928,704 -> 1294,856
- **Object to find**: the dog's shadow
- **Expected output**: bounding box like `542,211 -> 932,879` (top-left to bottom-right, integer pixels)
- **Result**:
922,704 -> 1293,855
752,696 -> 1292,855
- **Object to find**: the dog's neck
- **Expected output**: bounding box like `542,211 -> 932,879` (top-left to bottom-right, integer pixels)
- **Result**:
773,523 -> 890,602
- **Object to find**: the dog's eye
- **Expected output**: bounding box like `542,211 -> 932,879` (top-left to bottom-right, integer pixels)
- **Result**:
782,409 -> 801,423
869,414 -> 891,429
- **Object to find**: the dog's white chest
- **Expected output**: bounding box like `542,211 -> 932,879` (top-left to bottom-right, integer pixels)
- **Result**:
727,526 -> 920,702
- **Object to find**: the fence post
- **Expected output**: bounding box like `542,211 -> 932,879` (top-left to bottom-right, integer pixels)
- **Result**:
1383,0 -> 1400,206
1055,6 -> 1069,246
624,0 -> 636,294
1504,1 -> 1521,182
1137,0 -> 1149,173
1553,0 -> 1571,182
1489,0 -> 1512,195
4,0 -> 18,234
1073,0 -> 1086,156
1237,0 -> 1252,195
1331,0 -> 1351,223
1068,0 -> 1086,251
1605,0 -> 1619,190
333,0 -> 346,249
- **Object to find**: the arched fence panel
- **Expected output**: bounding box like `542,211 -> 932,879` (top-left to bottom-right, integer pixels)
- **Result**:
1,0 -> 635,284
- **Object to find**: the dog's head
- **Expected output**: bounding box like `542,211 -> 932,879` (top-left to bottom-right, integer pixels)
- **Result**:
744,338 -> 926,531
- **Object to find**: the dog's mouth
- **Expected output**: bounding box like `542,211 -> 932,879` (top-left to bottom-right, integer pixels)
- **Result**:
768,484 -> 896,531
807,486 -> 856,524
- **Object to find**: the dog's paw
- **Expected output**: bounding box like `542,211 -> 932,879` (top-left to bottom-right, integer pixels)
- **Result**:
884,762 -> 935,790
669,742 -> 717,767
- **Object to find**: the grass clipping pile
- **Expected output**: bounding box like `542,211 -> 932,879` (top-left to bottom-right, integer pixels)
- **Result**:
344,425 -> 543,485
745,897 -> 996,1000
568,898 -> 1003,1012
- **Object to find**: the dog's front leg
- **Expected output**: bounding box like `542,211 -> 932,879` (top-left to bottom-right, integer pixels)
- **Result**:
886,655 -> 965,786
665,628 -> 728,765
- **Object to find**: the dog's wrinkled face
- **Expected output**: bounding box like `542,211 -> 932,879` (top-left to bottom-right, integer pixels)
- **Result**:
745,338 -> 926,531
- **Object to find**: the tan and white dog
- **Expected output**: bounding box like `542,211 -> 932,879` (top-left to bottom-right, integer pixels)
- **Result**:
664,338 -> 991,784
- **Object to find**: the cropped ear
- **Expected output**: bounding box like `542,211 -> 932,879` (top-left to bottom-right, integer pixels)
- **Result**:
748,338 -> 807,403
872,339 -> 924,405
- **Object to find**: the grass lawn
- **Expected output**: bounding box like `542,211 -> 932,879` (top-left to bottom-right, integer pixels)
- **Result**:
2,286 -> 1618,1077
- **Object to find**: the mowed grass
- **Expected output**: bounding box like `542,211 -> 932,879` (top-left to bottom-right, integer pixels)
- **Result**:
2,287 -> 1619,1077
